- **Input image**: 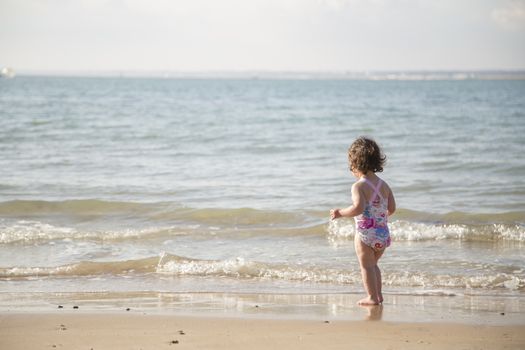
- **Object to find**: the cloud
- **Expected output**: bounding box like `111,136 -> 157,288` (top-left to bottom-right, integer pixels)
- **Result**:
491,0 -> 525,30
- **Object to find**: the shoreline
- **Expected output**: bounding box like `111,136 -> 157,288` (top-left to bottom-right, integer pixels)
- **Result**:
1,312 -> 524,350
1,291 -> 523,325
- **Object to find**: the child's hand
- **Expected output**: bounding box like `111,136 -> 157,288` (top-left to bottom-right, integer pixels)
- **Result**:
330,209 -> 341,220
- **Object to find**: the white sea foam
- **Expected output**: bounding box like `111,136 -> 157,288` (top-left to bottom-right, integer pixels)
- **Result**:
326,219 -> 525,242
2,253 -> 523,292
0,220 -> 78,243
0,219 -> 189,244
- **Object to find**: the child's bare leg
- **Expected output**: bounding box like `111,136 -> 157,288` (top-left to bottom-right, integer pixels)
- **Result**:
374,250 -> 385,303
375,265 -> 383,303
354,239 -> 380,305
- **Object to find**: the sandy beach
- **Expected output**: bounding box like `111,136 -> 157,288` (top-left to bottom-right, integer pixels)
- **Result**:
1,312 -> 524,350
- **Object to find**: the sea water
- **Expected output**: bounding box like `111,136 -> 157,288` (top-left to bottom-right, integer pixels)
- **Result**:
0,76 -> 524,318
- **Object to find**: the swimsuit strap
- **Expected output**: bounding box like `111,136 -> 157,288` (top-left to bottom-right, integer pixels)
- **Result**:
362,178 -> 384,204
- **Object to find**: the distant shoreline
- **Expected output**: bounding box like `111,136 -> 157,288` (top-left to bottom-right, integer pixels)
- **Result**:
8,70 -> 525,80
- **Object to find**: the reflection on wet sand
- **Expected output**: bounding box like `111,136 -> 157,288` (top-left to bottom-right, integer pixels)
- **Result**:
360,304 -> 383,321
1,291 -> 523,325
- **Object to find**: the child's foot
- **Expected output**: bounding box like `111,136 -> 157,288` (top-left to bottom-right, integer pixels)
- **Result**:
357,297 -> 380,305
378,293 -> 384,304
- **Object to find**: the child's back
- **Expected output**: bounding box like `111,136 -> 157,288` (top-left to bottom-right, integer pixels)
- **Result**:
330,137 -> 396,305
353,174 -> 392,251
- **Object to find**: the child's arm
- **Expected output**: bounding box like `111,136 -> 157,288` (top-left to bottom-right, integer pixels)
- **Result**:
330,183 -> 365,220
387,186 -> 396,216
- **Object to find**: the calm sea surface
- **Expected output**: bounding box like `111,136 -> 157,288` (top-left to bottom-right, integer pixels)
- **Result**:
0,76 -> 524,315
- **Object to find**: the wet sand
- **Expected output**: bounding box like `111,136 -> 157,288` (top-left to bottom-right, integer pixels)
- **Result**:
1,312 -> 524,350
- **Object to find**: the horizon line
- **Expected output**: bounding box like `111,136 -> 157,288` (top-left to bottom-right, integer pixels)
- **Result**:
6,68 -> 525,80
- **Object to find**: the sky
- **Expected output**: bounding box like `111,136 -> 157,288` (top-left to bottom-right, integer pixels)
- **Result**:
1,0 -> 524,73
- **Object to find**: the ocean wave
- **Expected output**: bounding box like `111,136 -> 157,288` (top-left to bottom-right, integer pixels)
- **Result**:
154,207 -> 305,227
0,256 -> 160,278
394,208 -> 525,224
0,220 -> 190,244
1,253 -> 523,292
0,199 -> 149,216
1,200 -> 524,242
327,219 -> 525,242
0,200 -> 306,226
0,218 -> 326,244
0,220 -> 78,244
2,199 -> 523,223
4,218 -> 523,244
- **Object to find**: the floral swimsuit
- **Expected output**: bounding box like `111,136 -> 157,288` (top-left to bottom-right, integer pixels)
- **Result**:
354,178 -> 391,251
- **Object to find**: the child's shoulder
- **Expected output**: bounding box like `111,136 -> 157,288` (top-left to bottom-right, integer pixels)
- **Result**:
352,178 -> 367,191
354,176 -> 392,191
378,177 -> 394,194
378,176 -> 390,186
379,177 -> 392,189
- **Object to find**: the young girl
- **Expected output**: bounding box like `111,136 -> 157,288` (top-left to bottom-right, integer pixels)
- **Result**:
330,137 -> 396,305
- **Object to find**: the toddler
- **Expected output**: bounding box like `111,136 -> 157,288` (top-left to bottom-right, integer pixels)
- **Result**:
330,137 -> 396,305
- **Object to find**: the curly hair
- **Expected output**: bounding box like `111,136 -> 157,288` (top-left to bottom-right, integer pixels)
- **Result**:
348,137 -> 386,174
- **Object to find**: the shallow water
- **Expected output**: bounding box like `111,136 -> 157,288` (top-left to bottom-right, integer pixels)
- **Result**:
0,76 -> 524,308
